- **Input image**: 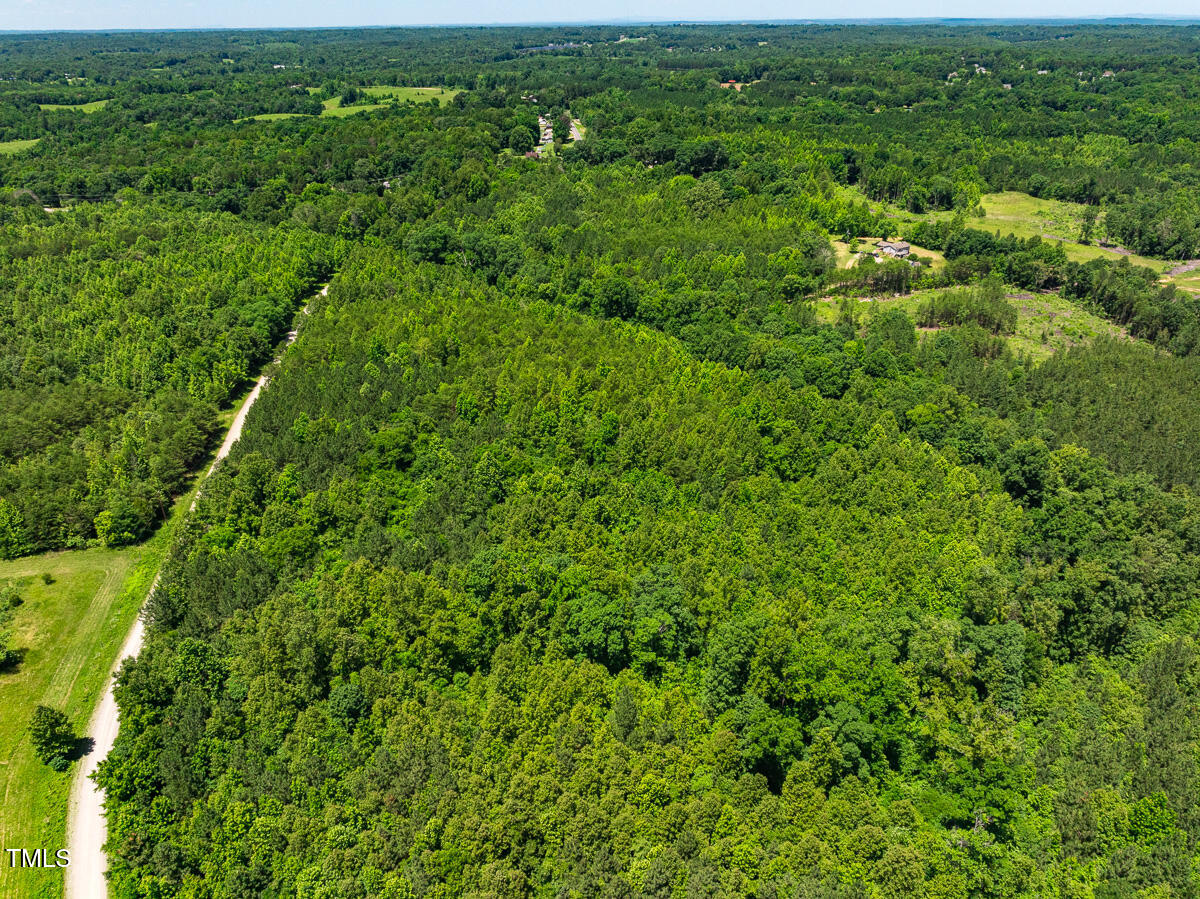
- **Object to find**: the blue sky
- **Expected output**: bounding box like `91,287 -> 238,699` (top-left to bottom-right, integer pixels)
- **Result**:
1,0 -> 1196,31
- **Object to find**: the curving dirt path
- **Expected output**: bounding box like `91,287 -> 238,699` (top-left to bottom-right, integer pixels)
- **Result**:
1166,259 -> 1200,277
64,284 -> 326,899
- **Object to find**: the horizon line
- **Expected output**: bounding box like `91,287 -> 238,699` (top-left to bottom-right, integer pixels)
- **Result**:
3,15 -> 1200,35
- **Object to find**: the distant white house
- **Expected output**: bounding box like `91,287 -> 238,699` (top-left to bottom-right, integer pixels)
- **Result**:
877,239 -> 911,259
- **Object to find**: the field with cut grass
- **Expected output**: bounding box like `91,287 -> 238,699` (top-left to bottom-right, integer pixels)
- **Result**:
968,192 -> 1168,272
359,85 -> 460,103
0,138 -> 39,155
318,96 -> 386,117
1169,266 -> 1200,295
0,540 -> 159,898
37,99 -> 110,113
321,100 -> 388,117
239,92 -> 424,122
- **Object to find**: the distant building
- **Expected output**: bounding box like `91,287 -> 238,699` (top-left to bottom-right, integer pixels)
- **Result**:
877,240 -> 911,258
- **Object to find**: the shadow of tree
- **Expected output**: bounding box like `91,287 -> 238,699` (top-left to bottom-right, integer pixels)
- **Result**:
68,736 -> 95,763
0,646 -> 26,673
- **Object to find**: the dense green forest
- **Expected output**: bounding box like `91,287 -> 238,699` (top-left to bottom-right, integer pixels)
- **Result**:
0,204 -> 341,555
99,249 -> 1200,898
3,21 -> 1200,899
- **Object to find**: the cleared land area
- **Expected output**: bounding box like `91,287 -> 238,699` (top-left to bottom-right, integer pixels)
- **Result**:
814,285 -> 1125,361
968,191 -> 1166,271
0,138 -> 39,155
1172,269 -> 1200,294
0,540 -> 160,898
843,186 -> 1175,274
238,87 -> 458,121
320,97 -> 388,117
37,99 -> 110,113
360,85 -> 461,102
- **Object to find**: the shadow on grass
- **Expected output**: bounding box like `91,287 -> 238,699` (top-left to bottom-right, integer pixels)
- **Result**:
0,646 -> 26,673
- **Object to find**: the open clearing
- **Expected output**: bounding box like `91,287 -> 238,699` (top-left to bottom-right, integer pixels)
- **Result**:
320,97 -> 389,117
0,541 -> 160,898
967,192 -> 1167,271
814,285 -> 1125,361
0,138 -> 40,155
37,99 -> 110,113
241,87 -> 458,122
843,186 -> 1177,275
360,85 -> 460,103
1170,267 -> 1200,295
236,100 -> 390,122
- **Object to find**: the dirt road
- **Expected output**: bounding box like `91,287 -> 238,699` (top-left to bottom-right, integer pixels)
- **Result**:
63,284 -> 326,899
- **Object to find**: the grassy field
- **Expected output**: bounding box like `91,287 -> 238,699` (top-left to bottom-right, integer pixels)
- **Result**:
1168,266 -> 1200,295
37,99 -> 110,114
967,192 -> 1168,272
236,100 -> 392,122
813,285 -> 1125,361
1001,290 -> 1127,359
0,138 -> 39,156
320,98 -> 389,117
0,538 -> 163,898
257,87 -> 457,120
359,85 -> 460,103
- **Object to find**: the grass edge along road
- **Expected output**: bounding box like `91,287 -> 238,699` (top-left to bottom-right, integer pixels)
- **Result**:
0,515 -> 173,899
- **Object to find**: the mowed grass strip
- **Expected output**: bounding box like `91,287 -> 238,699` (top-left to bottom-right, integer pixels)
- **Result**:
37,99 -> 110,113
0,138 -> 39,156
359,85 -> 460,103
319,96 -> 387,117
0,548 -> 146,898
